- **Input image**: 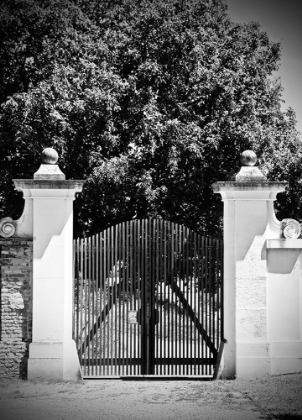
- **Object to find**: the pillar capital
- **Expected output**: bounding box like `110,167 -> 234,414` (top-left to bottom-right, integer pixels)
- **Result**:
212,150 -> 287,200
13,146 -> 84,198
212,181 -> 287,201
7,149 -> 84,239
13,179 -> 85,199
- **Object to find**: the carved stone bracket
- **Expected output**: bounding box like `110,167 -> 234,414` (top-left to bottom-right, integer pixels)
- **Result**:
0,217 -> 16,238
281,218 -> 301,239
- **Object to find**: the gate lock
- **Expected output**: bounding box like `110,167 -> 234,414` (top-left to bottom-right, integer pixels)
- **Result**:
128,309 -> 159,325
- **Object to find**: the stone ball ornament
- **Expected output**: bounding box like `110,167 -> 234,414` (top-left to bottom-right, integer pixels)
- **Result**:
240,150 -> 257,166
281,218 -> 301,239
0,217 -> 16,238
41,147 -> 59,165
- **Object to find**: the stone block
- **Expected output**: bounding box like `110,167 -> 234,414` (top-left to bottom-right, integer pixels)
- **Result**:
237,309 -> 267,341
236,357 -> 271,378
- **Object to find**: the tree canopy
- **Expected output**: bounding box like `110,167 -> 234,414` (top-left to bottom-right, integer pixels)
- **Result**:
1,0 -> 301,238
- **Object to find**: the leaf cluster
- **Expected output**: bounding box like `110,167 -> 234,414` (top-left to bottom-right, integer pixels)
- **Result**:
0,0 -> 301,237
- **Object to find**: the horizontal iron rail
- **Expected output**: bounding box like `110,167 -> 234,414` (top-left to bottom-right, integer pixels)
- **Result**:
80,358 -> 216,366
83,375 -> 214,380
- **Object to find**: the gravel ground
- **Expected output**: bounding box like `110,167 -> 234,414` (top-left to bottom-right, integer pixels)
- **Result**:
1,374 -> 302,420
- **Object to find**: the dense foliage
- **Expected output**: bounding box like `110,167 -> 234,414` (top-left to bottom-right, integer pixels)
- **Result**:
1,0 -> 301,238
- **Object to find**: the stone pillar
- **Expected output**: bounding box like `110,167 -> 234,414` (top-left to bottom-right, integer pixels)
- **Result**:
212,151 -> 287,378
13,148 -> 84,381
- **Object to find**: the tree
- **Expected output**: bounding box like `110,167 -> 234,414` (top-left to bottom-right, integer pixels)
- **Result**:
1,0 -> 301,238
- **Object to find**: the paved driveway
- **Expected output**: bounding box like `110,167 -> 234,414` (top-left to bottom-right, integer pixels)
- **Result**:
1,374 -> 302,420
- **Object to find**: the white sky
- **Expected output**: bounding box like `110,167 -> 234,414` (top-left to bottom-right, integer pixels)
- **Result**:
226,0 -> 302,137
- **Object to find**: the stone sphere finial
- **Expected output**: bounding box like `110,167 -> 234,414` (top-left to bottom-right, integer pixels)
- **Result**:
240,150 -> 257,167
41,148 -> 58,165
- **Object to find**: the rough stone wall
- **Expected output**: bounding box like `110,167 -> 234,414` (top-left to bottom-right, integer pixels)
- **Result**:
0,239 -> 33,379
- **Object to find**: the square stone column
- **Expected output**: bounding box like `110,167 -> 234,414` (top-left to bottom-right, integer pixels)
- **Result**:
13,148 -> 84,381
212,150 -> 287,378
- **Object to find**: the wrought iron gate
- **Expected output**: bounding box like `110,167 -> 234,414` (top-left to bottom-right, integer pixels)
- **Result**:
73,219 -> 223,378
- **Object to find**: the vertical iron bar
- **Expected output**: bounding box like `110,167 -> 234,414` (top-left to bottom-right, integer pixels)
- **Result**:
137,220 -> 141,375
159,219 -> 163,375
193,232 -> 197,375
187,229 -> 190,376
200,236 -> 204,375
220,239 -> 224,344
155,219 -> 160,375
91,235 -> 95,375
154,220 -> 157,375
215,239 -> 218,354
103,229 -> 108,376
105,228 -> 109,376
163,221 -> 167,375
121,222 -> 125,375
133,220 -> 137,376
212,239 -> 218,358
169,222 -> 172,375
196,234 -> 200,376
72,240 -> 75,343
129,221 -> 133,375
179,224 -> 182,376
123,222 -> 127,376
203,236 -> 206,375
186,227 -> 189,376
79,238 -> 82,374
183,226 -> 186,376
209,237 -> 212,374
182,227 -> 186,375
205,236 -> 209,375
114,226 -> 117,376
79,239 -> 83,374
75,239 -> 79,362
170,223 -> 174,376
189,229 -> 192,375
173,223 -> 177,375
106,228 -> 110,376
141,219 -> 146,375
145,218 -> 149,375
150,219 -> 155,375
88,236 -> 92,376
198,233 -> 201,376
118,224 -> 122,376
189,228 -> 193,375
99,231 -> 103,376
82,238 -> 85,375
197,233 -> 201,376
215,239 -> 221,354
133,221 -> 137,375
83,237 -> 88,376
95,234 -> 99,376
125,221 -> 129,375
102,230 -> 106,376
177,224 -> 180,376
109,226 -> 113,376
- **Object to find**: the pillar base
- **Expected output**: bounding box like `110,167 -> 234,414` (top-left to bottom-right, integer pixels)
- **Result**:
236,342 -> 302,378
28,340 -> 82,381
